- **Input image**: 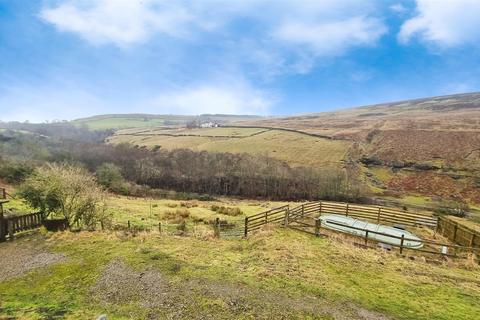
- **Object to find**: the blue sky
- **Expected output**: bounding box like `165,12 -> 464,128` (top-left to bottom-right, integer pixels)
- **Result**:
1,0 -> 480,122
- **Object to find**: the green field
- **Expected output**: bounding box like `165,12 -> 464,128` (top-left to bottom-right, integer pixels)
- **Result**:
128,127 -> 269,137
108,127 -> 351,168
72,114 -> 265,130
72,117 -> 178,130
105,195 -> 290,232
1,226 -> 479,319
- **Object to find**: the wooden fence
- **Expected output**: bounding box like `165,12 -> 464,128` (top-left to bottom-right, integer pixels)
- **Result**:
302,201 -> 437,228
244,201 -> 438,237
243,201 -> 480,259
310,217 -> 479,258
437,216 -> 479,247
0,188 -> 6,216
244,205 -> 289,236
0,212 -> 44,241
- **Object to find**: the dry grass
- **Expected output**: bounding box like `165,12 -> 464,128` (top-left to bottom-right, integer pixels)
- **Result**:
1,228 -> 480,319
108,128 -> 351,168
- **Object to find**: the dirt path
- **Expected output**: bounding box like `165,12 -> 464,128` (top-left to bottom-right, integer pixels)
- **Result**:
0,235 -> 66,283
91,259 -> 391,320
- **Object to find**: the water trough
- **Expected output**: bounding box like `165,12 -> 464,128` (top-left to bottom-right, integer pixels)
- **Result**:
319,214 -> 424,249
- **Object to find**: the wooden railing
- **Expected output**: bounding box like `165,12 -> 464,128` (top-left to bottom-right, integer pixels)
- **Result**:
244,201 -> 438,238
0,212 -> 44,241
437,216 -> 479,247
0,188 -> 6,200
288,201 -> 438,228
244,205 -> 289,236
314,218 -> 479,258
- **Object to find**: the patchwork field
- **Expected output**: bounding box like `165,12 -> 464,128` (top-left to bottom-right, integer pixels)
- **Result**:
73,114 -> 264,130
108,127 -> 352,168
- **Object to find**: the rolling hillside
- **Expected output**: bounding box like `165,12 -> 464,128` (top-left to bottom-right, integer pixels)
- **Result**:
237,92 -> 480,210
108,127 -> 351,169
104,92 -> 480,212
72,114 -> 264,130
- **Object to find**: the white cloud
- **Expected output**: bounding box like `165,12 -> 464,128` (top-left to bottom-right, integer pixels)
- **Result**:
390,3 -> 407,14
399,0 -> 480,46
40,0 -> 387,74
274,16 -> 387,57
151,83 -> 273,115
40,0 -> 195,46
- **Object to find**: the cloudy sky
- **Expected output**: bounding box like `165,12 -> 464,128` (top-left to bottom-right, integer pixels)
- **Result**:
1,0 -> 480,122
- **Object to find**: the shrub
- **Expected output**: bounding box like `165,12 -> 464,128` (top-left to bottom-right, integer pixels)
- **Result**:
0,161 -> 35,183
180,201 -> 198,208
434,199 -> 470,218
176,220 -> 187,234
96,163 -> 127,193
17,163 -> 109,228
210,205 -> 243,216
163,208 -> 190,223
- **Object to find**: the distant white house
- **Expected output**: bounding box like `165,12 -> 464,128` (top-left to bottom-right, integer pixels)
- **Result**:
200,121 -> 219,128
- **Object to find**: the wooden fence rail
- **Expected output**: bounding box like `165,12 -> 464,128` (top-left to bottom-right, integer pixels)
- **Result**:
319,218 -> 478,257
244,205 -> 289,236
244,201 -> 439,237
437,216 -> 480,248
0,212 -> 44,241
286,201 -> 438,228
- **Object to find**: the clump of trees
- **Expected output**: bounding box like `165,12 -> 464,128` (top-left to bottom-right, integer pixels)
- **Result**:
17,163 -> 109,228
95,163 -> 128,194
0,159 -> 35,183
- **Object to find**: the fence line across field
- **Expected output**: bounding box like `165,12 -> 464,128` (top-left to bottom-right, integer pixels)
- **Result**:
244,201 -> 439,236
243,200 -> 479,259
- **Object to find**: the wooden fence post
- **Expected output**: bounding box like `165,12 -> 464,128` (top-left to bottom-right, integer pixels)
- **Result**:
365,230 -> 369,246
265,211 -> 268,224
284,208 -> 289,227
377,207 -> 381,223
127,220 -> 131,230
7,219 -> 14,240
301,204 -> 305,217
158,222 -> 162,234
319,201 -> 322,216
436,216 -> 442,233
214,217 -> 220,238
400,234 -> 405,254
0,211 -> 5,242
315,218 -> 321,237
244,217 -> 249,237
346,204 -> 349,217
453,223 -> 458,242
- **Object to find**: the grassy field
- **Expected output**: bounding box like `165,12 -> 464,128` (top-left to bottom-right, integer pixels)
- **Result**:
1,227 -> 479,320
127,127 -> 269,137
105,195 -> 290,233
72,117 -> 172,130
72,114 -> 265,130
1,194 -> 480,319
108,127 -> 351,168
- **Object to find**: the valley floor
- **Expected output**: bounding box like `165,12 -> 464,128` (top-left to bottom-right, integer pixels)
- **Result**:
1,227 -> 479,320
